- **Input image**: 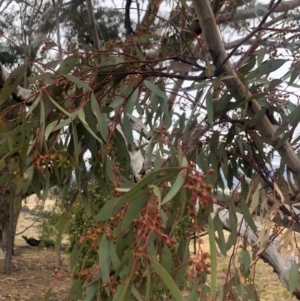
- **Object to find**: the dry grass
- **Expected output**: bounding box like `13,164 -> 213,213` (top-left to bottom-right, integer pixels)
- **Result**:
196,232 -> 298,301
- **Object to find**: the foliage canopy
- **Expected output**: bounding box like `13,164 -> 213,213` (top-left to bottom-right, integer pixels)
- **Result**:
2,0 -> 300,300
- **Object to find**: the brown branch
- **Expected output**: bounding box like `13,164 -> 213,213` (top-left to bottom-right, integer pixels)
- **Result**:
218,0 -> 300,23
86,0 -> 102,50
14,218 -> 41,236
192,0 -> 300,188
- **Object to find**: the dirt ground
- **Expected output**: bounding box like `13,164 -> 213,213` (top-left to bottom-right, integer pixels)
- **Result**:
0,195 -> 298,301
0,247 -> 71,301
0,196 -> 72,301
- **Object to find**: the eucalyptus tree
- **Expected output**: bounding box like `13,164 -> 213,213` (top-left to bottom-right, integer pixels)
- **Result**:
1,0 -> 300,300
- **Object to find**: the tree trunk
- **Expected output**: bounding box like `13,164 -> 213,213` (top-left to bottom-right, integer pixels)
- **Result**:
0,195 -> 21,274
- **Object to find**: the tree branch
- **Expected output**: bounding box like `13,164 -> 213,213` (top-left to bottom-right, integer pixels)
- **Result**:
218,0 -> 300,23
192,0 -> 300,188
212,204 -> 300,298
86,0 -> 102,50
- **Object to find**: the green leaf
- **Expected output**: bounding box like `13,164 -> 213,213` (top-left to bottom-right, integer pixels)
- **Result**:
144,80 -> 168,100
161,245 -> 174,273
84,282 -> 98,301
289,263 -> 299,293
213,214 -> 226,256
43,288 -> 52,301
256,47 -> 267,68
109,98 -> 124,109
94,198 -> 119,221
238,56 -> 256,75
0,65 -> 26,105
115,270 -> 133,301
112,129 -> 131,177
131,285 -> 144,301
16,165 -> 34,195
99,235 -> 112,292
49,95 -> 72,117
244,284 -> 259,301
134,45 -> 145,60
151,258 -> 184,301
77,108 -> 102,142
70,243 -> 85,272
124,87 -> 138,114
55,212 -> 68,252
226,205 -> 237,250
45,117 -> 73,140
188,276 -> 203,301
56,55 -> 79,74
248,59 -> 286,80
122,193 -> 149,228
162,157 -> 187,205
91,93 -> 108,141
63,73 -> 92,91
240,250 -> 251,275
240,197 -> 257,232
116,167 -> 183,206
69,279 -> 83,300
206,91 -> 214,126
122,114 -> 134,147
208,216 -> 217,299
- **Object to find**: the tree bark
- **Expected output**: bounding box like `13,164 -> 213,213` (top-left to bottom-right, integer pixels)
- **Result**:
192,0 -> 300,189
0,193 -> 22,274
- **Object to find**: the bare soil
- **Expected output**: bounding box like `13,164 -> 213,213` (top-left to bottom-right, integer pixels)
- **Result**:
0,247 -> 71,301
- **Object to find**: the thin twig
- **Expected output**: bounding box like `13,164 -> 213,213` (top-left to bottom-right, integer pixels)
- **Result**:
15,218 -> 41,236
0,275 -> 35,282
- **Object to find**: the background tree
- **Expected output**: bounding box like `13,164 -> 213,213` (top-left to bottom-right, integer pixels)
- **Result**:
1,0 -> 300,300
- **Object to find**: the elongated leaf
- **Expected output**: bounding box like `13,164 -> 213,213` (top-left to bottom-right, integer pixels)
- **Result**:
151,258 -> 184,301
84,282 -> 98,301
240,198 -> 257,232
162,157 -> 187,205
122,193 -> 149,228
122,114 -> 134,147
95,198 -> 119,221
56,55 -> 78,74
289,263 -> 299,293
161,245 -> 174,274
213,214 -> 226,256
77,108 -> 102,142
124,87 -> 138,114
131,285 -> 144,301
116,167 -> 183,206
99,235 -> 112,291
55,212 -> 68,252
63,73 -> 92,91
240,249 -> 251,275
257,47 -> 267,68
115,271 -> 133,301
49,96 -> 72,117
208,216 -> 217,299
144,80 -> 168,100
206,91 -> 213,127
188,276 -> 203,301
69,279 -> 83,301
91,93 -> 108,141
43,289 -> 52,301
70,243 -> 85,272
248,59 -> 286,80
